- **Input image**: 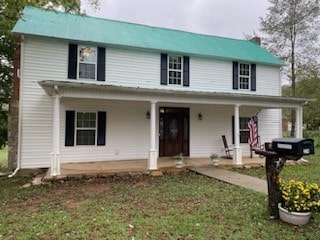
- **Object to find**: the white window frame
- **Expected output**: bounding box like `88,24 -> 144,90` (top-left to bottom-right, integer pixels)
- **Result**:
168,55 -> 183,85
75,111 -> 97,146
238,63 -> 251,90
77,45 -> 97,80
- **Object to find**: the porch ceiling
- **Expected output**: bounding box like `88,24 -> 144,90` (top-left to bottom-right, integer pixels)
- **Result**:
39,80 -> 313,108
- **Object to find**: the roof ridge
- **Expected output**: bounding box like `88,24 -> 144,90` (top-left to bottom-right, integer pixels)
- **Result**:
24,6 -> 250,43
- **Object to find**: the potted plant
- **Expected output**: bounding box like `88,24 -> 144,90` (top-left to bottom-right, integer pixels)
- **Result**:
278,178 -> 320,225
173,153 -> 183,168
210,153 -> 219,166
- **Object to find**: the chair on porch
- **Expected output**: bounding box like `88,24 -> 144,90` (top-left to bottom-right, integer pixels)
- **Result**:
221,135 -> 233,159
250,135 -> 263,158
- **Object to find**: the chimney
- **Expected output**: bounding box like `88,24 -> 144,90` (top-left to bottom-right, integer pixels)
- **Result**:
251,36 -> 261,46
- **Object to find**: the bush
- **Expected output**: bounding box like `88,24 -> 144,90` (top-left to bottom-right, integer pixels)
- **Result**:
304,130 -> 320,149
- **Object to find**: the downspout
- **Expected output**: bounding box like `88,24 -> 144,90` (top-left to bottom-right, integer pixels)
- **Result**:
9,35 -> 24,178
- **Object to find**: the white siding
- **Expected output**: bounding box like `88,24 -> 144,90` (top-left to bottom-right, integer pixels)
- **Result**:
60,99 -> 150,163
21,37 -> 281,96
19,36 -> 282,168
258,109 -> 282,143
105,50 -> 281,96
20,37 -> 68,168
189,106 -> 281,157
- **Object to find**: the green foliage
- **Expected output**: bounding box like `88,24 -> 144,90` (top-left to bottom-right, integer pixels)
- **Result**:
0,107 -> 8,148
283,68 -> 320,129
304,130 -> 320,148
261,0 -> 320,136
0,145 -> 8,170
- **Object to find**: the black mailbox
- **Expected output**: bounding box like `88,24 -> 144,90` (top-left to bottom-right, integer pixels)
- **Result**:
272,138 -> 314,158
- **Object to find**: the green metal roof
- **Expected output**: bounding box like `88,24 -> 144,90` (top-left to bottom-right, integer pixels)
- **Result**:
13,6 -> 284,66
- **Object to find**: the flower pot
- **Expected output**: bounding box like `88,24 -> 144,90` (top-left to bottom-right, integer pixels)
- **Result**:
278,203 -> 312,225
211,159 -> 219,166
175,160 -> 183,168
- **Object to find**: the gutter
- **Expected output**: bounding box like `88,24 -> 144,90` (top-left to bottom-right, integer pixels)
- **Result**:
9,35 -> 24,178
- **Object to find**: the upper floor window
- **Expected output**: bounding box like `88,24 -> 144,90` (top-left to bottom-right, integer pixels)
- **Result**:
161,53 -> 189,87
168,56 -> 183,85
68,44 -> 105,81
232,61 -> 256,91
239,63 -> 250,90
78,46 -> 97,80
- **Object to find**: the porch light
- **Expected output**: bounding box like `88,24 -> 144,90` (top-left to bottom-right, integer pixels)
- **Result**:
198,113 -> 203,120
146,111 -> 151,119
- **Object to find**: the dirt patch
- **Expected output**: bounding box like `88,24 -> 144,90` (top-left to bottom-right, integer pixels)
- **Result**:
62,199 -> 92,210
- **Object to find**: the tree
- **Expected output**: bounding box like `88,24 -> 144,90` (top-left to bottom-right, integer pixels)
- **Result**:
260,0 -> 320,136
282,65 -> 320,130
0,0 -> 99,148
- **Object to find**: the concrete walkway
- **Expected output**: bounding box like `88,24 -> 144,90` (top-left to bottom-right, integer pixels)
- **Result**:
189,167 -> 268,194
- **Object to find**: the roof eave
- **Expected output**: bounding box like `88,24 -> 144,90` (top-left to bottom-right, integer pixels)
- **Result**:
38,80 -> 313,107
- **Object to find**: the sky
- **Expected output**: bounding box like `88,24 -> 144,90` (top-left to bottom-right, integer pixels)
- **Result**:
82,0 -> 271,40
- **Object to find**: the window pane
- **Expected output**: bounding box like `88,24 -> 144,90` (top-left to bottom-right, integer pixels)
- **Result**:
239,77 -> 249,89
76,130 -> 95,145
79,63 -> 95,79
79,46 -> 97,63
77,112 -> 96,128
240,131 -> 250,143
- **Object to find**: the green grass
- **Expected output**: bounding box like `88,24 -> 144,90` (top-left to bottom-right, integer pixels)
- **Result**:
235,151 -> 320,184
0,145 -> 8,168
1,171 -> 319,239
1,132 -> 320,239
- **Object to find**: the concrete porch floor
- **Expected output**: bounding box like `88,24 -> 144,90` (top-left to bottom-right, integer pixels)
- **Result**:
44,156 -> 265,180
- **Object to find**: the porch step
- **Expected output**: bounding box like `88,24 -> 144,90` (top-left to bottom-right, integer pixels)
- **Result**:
189,167 -> 268,194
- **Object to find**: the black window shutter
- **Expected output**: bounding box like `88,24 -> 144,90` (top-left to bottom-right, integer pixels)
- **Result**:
65,111 -> 75,146
160,54 -> 168,85
183,56 -> 190,86
251,64 -> 256,91
97,47 -> 106,81
232,61 -> 239,90
68,44 -> 77,79
97,111 -> 106,146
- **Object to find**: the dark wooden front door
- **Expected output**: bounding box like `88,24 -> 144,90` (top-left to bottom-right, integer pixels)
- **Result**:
159,108 -> 189,157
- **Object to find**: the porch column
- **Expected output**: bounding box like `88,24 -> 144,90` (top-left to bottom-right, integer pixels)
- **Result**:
295,106 -> 303,138
233,104 -> 242,165
148,100 -> 158,170
51,86 -> 60,176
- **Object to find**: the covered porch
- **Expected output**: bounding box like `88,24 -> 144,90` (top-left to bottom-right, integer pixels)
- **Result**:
39,80 -> 310,176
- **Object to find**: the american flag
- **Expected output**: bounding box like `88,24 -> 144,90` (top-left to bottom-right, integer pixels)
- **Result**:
247,117 -> 258,147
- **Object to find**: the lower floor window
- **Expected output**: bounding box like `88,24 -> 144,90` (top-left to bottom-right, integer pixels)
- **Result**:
239,117 -> 250,143
232,116 -> 251,144
76,112 -> 97,145
65,111 -> 106,147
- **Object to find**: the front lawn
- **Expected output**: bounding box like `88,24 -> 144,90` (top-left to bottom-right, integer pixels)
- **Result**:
1,170 -> 319,239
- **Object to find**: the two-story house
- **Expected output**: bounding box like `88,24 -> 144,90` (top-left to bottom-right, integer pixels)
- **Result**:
9,6 -> 308,176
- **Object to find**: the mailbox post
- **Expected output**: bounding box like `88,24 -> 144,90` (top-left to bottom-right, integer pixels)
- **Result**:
255,138 -> 314,218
